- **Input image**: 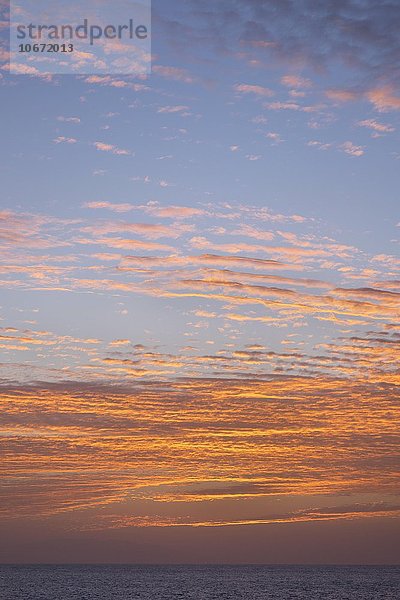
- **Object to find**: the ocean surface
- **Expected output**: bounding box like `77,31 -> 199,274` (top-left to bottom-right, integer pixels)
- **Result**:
0,565 -> 399,599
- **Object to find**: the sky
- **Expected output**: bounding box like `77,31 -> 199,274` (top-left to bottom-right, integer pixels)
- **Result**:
0,0 -> 399,564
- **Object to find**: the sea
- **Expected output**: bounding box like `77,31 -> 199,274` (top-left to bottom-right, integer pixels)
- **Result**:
0,565 -> 399,599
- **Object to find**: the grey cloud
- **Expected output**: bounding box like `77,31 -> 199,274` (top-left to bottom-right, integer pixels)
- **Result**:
154,0 -> 400,90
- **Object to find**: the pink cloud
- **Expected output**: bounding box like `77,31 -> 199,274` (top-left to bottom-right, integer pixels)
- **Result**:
281,75 -> 312,89
307,140 -> 332,151
81,221 -> 193,241
325,89 -> 358,102
266,132 -> 283,143
147,205 -> 205,219
79,237 -> 175,252
53,136 -> 77,144
152,65 -> 195,84
366,87 -> 400,111
93,142 -> 132,156
85,75 -> 148,92
340,141 -> 364,157
233,83 -> 274,97
84,202 -> 134,213
357,119 -> 394,134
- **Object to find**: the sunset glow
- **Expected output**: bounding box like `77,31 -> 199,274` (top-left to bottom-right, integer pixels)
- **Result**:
0,0 -> 399,564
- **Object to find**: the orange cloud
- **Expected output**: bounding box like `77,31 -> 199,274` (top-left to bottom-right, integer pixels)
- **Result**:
146,205 -> 205,219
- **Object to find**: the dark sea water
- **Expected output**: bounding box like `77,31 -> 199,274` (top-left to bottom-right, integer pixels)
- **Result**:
0,565 -> 399,600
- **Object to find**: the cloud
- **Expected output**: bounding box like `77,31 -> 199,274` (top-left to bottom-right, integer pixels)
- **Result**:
146,205 -> 205,219
281,75 -> 312,89
57,116 -> 81,124
233,83 -> 274,97
0,373 -> 398,529
189,236 -> 279,254
53,136 -> 77,144
0,210 -> 71,251
5,63 -> 48,78
109,339 -> 131,347
339,141 -> 364,157
357,119 -> 395,133
245,154 -> 262,161
120,254 -> 295,275
231,225 -> 275,241
265,101 -> 318,112
157,105 -> 190,114
266,132 -> 283,143
93,142 -> 132,156
325,89 -> 358,103
202,268 -> 332,290
78,237 -> 175,252
84,75 -> 148,92
1,205 -> 398,387
3,2 -> 400,552
307,140 -> 331,151
366,86 -> 400,112
157,0 -> 400,99
84,202 -> 135,213
188,237 -> 335,264
152,65 -> 195,83
80,221 -> 193,241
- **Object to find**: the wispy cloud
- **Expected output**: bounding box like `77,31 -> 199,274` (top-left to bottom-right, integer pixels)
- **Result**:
157,105 -> 190,114
53,136 -> 77,144
93,142 -> 132,155
357,119 -> 394,133
234,83 -> 274,97
339,141 -> 364,157
153,65 -> 195,84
